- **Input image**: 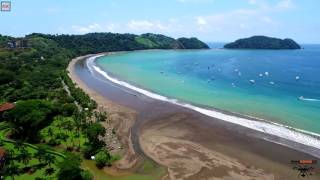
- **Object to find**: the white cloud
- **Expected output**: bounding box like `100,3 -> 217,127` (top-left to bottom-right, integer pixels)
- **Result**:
276,0 -> 294,10
177,0 -> 215,3
127,20 -> 155,31
126,20 -> 177,34
196,17 -> 207,25
261,16 -> 272,23
45,8 -> 61,13
71,23 -> 117,34
66,0 -> 294,41
247,0 -> 295,11
248,0 -> 257,5
72,23 -> 100,33
70,20 -> 176,35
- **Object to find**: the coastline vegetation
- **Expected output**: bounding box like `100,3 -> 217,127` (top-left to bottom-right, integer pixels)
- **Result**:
0,32 -> 205,179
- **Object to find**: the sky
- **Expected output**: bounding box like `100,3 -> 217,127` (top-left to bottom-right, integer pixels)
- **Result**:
0,0 -> 319,43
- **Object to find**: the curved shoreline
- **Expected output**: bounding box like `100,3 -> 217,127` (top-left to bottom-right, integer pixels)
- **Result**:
68,52 -> 320,179
88,54 -> 320,157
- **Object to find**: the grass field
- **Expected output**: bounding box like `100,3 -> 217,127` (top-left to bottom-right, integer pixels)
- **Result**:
1,141 -> 64,180
82,159 -> 166,180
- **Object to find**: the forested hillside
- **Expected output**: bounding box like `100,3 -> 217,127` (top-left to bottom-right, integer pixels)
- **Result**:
26,32 -> 209,55
224,36 -> 301,49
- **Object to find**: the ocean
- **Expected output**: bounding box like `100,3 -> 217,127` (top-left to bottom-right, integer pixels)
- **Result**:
91,45 -> 320,149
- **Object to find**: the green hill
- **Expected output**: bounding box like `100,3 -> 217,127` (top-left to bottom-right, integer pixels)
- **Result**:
177,37 -> 209,49
224,36 -> 301,49
24,33 -> 209,55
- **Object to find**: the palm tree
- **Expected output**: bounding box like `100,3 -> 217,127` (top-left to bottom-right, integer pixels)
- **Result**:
62,119 -> 74,147
47,127 -> 54,137
14,140 -> 26,152
43,153 -> 56,167
74,114 -> 82,150
45,167 -> 56,176
34,146 -> 47,163
5,163 -> 19,180
56,116 -> 64,134
5,149 -> 16,166
3,149 -> 18,179
17,149 -> 32,167
0,121 -> 19,137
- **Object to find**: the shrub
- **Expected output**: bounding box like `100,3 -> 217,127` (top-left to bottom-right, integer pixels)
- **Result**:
48,138 -> 61,146
95,150 -> 111,169
81,144 -> 97,159
80,170 -> 93,180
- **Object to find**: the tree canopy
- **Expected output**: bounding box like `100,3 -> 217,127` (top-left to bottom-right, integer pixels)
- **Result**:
8,100 -> 58,141
224,36 -> 301,49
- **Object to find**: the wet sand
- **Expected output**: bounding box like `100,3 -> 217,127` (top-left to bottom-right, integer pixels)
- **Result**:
68,54 -> 320,179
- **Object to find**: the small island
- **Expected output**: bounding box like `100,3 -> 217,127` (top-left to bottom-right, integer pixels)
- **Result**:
224,36 -> 301,49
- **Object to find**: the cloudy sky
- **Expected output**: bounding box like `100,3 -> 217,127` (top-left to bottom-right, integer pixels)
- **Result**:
1,0 -> 319,43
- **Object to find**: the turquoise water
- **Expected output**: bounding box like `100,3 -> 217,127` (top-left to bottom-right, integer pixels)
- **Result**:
96,47 -> 320,134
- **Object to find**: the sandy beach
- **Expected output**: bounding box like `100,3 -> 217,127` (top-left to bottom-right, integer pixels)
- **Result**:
68,54 -> 320,179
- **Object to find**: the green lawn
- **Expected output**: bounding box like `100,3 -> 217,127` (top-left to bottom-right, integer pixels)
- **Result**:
82,159 -> 165,180
1,141 -> 64,180
1,116 -> 166,180
40,116 -> 88,150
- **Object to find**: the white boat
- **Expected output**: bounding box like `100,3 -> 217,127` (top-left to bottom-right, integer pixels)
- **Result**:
249,79 -> 255,84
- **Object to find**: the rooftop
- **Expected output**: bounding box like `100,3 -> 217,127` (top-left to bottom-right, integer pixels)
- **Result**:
0,102 -> 15,112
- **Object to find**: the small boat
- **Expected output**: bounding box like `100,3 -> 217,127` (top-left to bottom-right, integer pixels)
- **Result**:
298,96 -> 304,100
259,73 -> 263,77
265,72 -> 269,76
234,68 -> 239,72
249,80 -> 255,84
269,81 -> 275,85
295,76 -> 300,81
238,72 -> 242,76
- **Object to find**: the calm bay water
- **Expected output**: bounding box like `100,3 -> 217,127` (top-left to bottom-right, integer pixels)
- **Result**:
96,46 -> 320,134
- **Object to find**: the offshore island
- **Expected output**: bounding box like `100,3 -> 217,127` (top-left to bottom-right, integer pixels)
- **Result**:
224,35 -> 301,49
1,33 -> 319,180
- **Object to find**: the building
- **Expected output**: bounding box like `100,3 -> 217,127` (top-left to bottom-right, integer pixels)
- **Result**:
0,102 -> 15,119
6,39 -> 28,49
0,102 -> 15,112
0,147 -> 6,170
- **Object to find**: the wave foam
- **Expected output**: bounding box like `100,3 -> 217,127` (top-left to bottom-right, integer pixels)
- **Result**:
300,97 -> 320,102
86,55 -> 320,152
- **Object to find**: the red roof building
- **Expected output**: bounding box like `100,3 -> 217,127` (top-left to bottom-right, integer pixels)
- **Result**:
0,103 -> 15,112
0,147 -> 6,169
